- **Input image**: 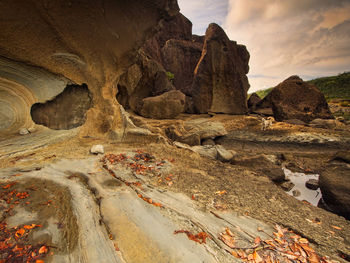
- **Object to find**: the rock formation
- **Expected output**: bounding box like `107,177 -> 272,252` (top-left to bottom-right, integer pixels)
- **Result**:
247,93 -> 262,112
31,84 -> 92,130
192,24 -> 250,114
117,18 -> 250,117
0,0 -> 179,137
139,90 -> 186,119
255,76 -> 333,122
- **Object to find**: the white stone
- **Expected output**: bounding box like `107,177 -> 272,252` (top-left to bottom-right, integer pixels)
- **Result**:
19,128 -> 29,135
215,145 -> 234,162
90,145 -> 104,154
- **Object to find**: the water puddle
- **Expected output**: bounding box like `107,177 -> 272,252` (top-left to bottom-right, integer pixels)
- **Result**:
283,168 -> 321,206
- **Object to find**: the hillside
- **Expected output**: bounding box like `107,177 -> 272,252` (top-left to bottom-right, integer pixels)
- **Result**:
255,72 -> 350,100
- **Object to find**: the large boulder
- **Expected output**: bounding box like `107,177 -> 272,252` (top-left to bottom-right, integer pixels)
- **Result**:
257,76 -> 333,122
165,119 -> 228,146
319,163 -> 350,220
191,23 -> 250,114
139,90 -> 185,119
117,51 -> 175,113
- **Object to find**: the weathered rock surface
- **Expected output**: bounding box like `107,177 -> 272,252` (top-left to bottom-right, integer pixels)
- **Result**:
19,128 -> 29,135
247,93 -> 262,112
191,145 -> 218,160
117,51 -> 175,113
192,24 -> 249,114
31,84 -> 92,130
232,155 -> 285,183
305,179 -> 319,190
319,163 -> 350,220
216,145 -> 235,162
165,119 -> 228,146
256,76 -> 333,122
162,39 -> 203,95
0,0 -> 179,137
139,90 -> 186,119
309,118 -> 337,129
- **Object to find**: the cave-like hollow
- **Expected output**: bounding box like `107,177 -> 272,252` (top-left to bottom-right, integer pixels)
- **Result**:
31,84 -> 93,130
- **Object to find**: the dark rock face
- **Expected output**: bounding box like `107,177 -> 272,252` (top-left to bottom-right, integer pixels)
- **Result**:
319,163 -> 350,220
139,90 -> 185,119
118,19 -> 250,117
192,23 -> 250,114
142,13 -> 193,64
162,39 -> 203,95
247,93 -> 262,111
257,76 -> 333,122
31,84 -> 92,130
117,51 -> 175,113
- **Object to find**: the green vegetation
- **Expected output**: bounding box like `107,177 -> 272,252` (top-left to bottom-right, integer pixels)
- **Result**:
166,71 -> 174,82
255,87 -> 273,99
308,72 -> 350,101
253,72 -> 350,100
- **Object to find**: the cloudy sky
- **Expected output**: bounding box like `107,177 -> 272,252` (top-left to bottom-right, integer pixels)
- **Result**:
178,0 -> 350,92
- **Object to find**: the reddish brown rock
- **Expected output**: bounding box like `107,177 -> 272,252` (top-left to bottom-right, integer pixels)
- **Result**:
139,90 -> 185,119
191,23 -> 250,114
259,76 -> 333,122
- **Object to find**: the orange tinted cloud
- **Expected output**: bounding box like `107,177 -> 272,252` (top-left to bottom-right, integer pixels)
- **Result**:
224,0 -> 350,91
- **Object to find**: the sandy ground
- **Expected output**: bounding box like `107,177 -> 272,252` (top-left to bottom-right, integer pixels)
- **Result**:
0,114 -> 350,262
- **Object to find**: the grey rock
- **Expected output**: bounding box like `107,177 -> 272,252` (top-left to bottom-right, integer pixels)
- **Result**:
305,179 -> 319,190
201,138 -> 215,146
191,145 -> 217,160
19,128 -> 29,135
90,145 -> 104,155
280,181 -> 295,192
184,119 -> 228,140
216,145 -> 234,162
292,189 -> 301,197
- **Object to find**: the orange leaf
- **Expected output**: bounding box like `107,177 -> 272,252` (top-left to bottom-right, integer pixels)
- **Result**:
36,260 -> 44,263
308,252 -> 320,263
254,236 -> 261,244
219,233 -> 235,248
215,190 -> 227,195
253,250 -> 263,263
114,243 -> 120,251
39,245 -> 48,254
225,227 -> 234,237
15,228 -> 25,238
231,250 -> 240,258
299,238 -> 309,244
331,225 -> 342,230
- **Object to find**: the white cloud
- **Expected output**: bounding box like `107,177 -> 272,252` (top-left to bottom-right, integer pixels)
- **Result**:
224,0 -> 350,92
178,0 -> 229,34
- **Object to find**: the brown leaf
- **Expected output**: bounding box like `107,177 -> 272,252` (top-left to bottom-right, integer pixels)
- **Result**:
308,252 -> 320,263
225,227 -> 234,237
219,233 -> 235,248
15,228 -> 25,238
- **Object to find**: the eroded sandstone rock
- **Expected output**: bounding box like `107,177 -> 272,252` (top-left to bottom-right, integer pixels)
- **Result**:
0,0 -> 179,137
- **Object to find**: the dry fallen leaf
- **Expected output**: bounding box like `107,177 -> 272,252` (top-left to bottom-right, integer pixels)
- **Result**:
39,245 -> 48,254
331,225 -> 342,230
254,236 -> 261,245
15,228 -> 25,238
253,250 -> 263,263
219,233 -> 235,248
215,190 -> 227,195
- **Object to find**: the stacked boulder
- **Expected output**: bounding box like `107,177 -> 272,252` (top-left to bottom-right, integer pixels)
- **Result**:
117,14 -> 250,119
